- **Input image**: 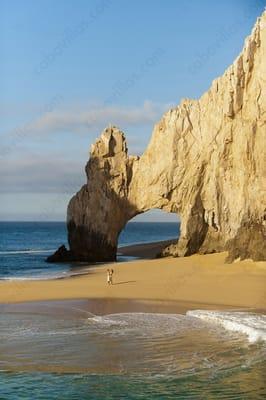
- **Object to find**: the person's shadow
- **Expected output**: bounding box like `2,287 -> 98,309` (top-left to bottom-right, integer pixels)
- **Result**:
113,280 -> 136,285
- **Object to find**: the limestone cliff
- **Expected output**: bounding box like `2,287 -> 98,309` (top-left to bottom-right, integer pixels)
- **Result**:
49,12 -> 266,263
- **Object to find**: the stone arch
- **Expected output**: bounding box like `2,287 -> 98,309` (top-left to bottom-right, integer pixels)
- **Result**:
65,127 -> 209,262
48,12 -> 266,263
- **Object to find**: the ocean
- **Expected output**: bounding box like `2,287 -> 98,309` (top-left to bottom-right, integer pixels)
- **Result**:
0,221 -> 179,280
0,222 -> 265,399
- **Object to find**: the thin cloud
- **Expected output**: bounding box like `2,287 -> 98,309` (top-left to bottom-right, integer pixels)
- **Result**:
0,101 -> 173,194
21,101 -> 169,135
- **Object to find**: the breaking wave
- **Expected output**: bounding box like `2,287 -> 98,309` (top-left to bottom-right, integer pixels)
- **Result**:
187,310 -> 266,343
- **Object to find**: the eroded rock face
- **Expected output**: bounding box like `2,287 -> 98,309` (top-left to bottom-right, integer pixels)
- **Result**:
67,128 -> 139,261
60,12 -> 265,263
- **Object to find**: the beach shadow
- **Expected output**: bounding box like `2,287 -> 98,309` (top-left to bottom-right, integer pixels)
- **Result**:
113,280 -> 136,285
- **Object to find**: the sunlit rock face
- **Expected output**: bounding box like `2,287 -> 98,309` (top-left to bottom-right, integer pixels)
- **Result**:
66,12 -> 265,263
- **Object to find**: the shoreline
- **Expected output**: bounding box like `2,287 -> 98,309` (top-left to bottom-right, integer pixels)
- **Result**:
0,245 -> 265,308
0,298 -> 245,317
2,299 -> 264,327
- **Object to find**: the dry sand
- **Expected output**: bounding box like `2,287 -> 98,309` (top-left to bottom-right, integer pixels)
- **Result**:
0,244 -> 265,309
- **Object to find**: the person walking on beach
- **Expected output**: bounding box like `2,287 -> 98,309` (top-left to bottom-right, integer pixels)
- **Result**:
107,269 -> 111,285
110,268 -> 114,285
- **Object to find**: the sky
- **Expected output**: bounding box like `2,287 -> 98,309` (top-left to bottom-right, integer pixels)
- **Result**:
0,0 -> 265,222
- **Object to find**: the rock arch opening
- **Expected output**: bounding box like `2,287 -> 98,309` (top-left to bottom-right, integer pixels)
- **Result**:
117,209 -> 180,260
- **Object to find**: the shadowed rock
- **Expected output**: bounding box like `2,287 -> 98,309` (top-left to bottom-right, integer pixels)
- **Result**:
46,245 -> 74,263
226,221 -> 266,263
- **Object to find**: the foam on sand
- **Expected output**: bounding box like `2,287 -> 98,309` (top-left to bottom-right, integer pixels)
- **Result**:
186,310 -> 266,343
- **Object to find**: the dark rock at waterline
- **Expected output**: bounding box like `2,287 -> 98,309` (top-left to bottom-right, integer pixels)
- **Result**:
67,221 -> 117,262
46,245 -> 75,263
46,240 -> 117,263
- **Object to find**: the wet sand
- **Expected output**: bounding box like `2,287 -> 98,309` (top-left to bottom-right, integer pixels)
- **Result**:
0,246 -> 265,308
0,298 -> 243,318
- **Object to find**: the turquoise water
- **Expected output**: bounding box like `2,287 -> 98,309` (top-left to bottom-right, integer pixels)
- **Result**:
1,365 -> 265,400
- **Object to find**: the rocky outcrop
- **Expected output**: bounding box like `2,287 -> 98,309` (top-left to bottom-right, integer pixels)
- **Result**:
67,129 -> 139,261
46,245 -> 75,263
226,221 -> 266,263
49,12 -> 266,263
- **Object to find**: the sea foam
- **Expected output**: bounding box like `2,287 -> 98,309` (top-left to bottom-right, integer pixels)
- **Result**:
187,310 -> 266,343
0,249 -> 56,255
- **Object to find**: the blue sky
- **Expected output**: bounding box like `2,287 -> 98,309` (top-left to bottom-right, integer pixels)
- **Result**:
0,0 -> 265,221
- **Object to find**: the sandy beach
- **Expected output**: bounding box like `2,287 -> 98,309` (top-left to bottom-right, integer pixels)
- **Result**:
0,242 -> 265,309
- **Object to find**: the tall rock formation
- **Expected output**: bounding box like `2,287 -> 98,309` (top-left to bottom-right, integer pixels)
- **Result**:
51,12 -> 266,263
